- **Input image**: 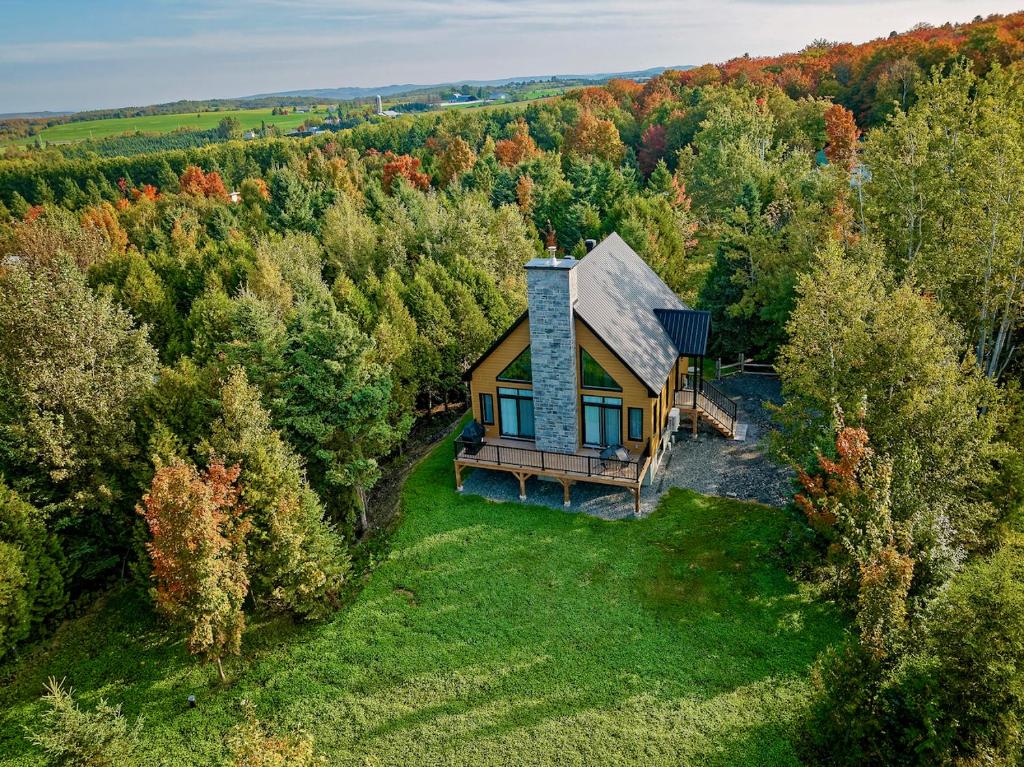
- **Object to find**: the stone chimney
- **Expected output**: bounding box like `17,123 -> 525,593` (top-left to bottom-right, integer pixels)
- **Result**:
525,247 -> 579,454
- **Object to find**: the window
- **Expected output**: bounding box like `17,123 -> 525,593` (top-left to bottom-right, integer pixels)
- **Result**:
580,348 -> 621,391
498,387 -> 535,439
581,395 -> 622,447
497,346 -> 532,383
479,393 -> 494,425
628,407 -> 644,442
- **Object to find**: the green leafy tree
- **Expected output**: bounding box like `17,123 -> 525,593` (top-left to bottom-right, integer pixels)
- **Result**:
0,480 -> 65,659
204,369 -> 350,618
776,241 -> 1000,594
0,256 -> 158,583
276,303 -> 407,534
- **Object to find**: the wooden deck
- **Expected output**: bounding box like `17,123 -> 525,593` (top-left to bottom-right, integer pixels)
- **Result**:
454,438 -> 652,513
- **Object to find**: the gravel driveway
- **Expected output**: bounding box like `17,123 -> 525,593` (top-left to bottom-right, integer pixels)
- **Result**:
459,375 -> 795,520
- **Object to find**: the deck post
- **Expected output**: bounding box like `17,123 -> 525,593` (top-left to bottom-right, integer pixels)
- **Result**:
739,352 -> 745,374
455,462 -> 463,492
691,411 -> 698,436
633,486 -> 641,515
715,357 -> 721,380
560,478 -> 571,507
515,472 -> 527,501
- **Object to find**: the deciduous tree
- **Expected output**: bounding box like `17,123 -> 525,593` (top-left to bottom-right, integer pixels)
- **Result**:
139,461 -> 249,682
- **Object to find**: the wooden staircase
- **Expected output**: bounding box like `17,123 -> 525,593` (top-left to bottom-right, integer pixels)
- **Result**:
675,380 -> 739,438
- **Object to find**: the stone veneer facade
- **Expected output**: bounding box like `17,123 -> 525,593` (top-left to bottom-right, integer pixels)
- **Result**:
525,254 -> 580,454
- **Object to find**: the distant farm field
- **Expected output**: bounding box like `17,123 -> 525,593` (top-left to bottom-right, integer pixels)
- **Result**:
12,108 -> 318,146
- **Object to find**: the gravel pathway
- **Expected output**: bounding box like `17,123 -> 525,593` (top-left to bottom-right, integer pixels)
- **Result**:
459,375 -> 794,520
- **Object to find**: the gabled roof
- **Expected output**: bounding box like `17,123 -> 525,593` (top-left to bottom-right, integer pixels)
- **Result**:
654,308 -> 710,357
574,233 -> 687,393
464,234 -> 710,393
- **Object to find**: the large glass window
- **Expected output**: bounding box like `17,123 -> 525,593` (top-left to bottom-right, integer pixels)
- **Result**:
580,348 -> 621,391
581,395 -> 622,447
497,346 -> 532,383
480,393 -> 494,425
498,387 -> 534,439
628,407 -> 644,441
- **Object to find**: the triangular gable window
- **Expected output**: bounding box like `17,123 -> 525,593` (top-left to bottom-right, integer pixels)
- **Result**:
581,348 -> 621,391
497,346 -> 532,383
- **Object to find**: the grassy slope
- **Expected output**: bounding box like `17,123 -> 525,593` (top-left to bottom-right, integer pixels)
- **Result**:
9,108 -> 315,146
0,432 -> 842,766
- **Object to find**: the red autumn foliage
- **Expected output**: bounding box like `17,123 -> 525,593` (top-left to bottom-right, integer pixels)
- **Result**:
23,205 -> 45,222
795,425 -> 871,532
381,153 -> 431,192
638,124 -> 668,176
568,12 -> 1024,125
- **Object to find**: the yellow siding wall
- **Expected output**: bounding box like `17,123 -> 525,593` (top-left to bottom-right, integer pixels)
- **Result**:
574,320 -> 655,455
469,315 -> 678,456
469,318 -> 532,441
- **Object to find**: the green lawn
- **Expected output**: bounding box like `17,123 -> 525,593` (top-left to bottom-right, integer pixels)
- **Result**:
9,108 -> 316,146
0,431 -> 842,766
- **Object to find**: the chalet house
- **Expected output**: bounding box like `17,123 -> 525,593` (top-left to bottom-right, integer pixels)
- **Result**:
455,233 -> 737,513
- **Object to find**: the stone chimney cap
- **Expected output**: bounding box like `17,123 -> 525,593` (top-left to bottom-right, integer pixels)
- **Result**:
525,255 -> 579,270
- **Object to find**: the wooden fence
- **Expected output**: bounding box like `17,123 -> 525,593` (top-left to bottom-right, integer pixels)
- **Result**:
714,353 -> 777,379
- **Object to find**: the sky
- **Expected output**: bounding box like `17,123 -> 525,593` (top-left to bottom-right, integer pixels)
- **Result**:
2,0 -> 1024,114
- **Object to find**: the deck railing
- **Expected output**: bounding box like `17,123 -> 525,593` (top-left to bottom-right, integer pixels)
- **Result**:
454,438 -> 647,483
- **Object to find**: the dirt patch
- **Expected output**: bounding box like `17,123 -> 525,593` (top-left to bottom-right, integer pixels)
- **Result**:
365,406 -> 466,535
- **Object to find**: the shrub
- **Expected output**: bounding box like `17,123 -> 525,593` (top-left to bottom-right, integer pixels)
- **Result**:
802,536 -> 1024,765
226,702 -> 320,767
27,677 -> 142,767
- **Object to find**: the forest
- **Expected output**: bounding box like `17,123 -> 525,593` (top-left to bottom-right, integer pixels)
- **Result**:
1,10 -> 1024,767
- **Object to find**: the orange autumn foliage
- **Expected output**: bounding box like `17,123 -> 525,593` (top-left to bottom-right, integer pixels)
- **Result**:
131,184 -> 159,202
179,165 -> 229,200
824,103 -> 861,171
139,461 -> 249,674
494,120 -> 540,167
795,425 -> 871,532
80,202 -> 129,253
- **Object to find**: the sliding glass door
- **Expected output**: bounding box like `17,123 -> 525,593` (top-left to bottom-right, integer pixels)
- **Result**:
581,395 -> 622,447
498,387 -> 535,439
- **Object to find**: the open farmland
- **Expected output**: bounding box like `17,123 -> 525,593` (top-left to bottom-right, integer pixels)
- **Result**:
8,108 -> 320,146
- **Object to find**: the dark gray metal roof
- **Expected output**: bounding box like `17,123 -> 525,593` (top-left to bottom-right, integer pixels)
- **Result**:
574,233 -> 687,393
654,308 -> 710,357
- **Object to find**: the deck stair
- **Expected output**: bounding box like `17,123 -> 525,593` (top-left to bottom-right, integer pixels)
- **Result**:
675,380 -> 739,438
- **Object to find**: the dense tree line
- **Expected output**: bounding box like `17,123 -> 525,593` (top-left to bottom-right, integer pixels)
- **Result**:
1,33 -> 1023,765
